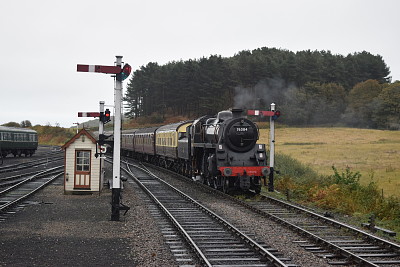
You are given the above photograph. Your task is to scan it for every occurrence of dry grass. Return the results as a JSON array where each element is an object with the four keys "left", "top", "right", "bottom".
[{"left": 259, "top": 127, "right": 400, "bottom": 197}]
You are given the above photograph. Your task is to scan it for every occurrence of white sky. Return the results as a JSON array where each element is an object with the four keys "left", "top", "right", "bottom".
[{"left": 1, "top": 0, "right": 399, "bottom": 128}]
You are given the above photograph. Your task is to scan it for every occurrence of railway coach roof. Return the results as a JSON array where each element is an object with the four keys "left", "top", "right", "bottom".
[
  {"left": 136, "top": 126, "right": 159, "bottom": 134},
  {"left": 0, "top": 126, "right": 37, "bottom": 133},
  {"left": 156, "top": 121, "right": 192, "bottom": 133},
  {"left": 122, "top": 129, "right": 137, "bottom": 134}
]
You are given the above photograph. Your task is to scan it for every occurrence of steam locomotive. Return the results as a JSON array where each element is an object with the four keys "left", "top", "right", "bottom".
[{"left": 121, "top": 109, "right": 270, "bottom": 193}]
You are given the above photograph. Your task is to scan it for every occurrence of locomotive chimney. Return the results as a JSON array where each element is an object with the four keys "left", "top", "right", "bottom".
[{"left": 231, "top": 108, "right": 243, "bottom": 118}]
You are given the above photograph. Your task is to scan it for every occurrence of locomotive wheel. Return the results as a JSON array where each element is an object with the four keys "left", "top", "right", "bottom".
[
  {"left": 212, "top": 179, "right": 218, "bottom": 189},
  {"left": 222, "top": 177, "right": 231, "bottom": 194},
  {"left": 206, "top": 177, "right": 217, "bottom": 189},
  {"left": 215, "top": 177, "right": 223, "bottom": 190},
  {"left": 208, "top": 178, "right": 215, "bottom": 188}
]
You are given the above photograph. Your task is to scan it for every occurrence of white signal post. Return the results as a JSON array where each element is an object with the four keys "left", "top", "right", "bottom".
[
  {"left": 73, "top": 122, "right": 80, "bottom": 133},
  {"left": 269, "top": 103, "right": 276, "bottom": 192},
  {"left": 99, "top": 101, "right": 105, "bottom": 194},
  {"left": 111, "top": 56, "right": 123, "bottom": 221},
  {"left": 99, "top": 101, "right": 105, "bottom": 138},
  {"left": 247, "top": 106, "right": 278, "bottom": 192},
  {"left": 77, "top": 56, "right": 131, "bottom": 221}
]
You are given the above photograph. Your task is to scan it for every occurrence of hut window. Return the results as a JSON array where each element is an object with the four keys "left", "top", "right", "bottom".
[{"left": 76, "top": 151, "right": 90, "bottom": 172}]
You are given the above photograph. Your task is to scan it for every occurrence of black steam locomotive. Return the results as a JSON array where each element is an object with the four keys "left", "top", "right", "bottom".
[{"left": 121, "top": 109, "right": 270, "bottom": 193}]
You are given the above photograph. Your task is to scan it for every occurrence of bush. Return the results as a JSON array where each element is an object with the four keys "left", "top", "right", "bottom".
[
  {"left": 332, "top": 165, "right": 361, "bottom": 190},
  {"left": 271, "top": 153, "right": 400, "bottom": 237},
  {"left": 33, "top": 125, "right": 75, "bottom": 146},
  {"left": 274, "top": 153, "right": 332, "bottom": 201}
]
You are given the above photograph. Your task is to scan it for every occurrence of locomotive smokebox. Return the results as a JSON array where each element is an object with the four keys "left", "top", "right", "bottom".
[{"left": 231, "top": 108, "right": 243, "bottom": 118}]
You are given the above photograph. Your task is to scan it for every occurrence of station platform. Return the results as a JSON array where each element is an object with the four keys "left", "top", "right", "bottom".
[{"left": 0, "top": 177, "right": 176, "bottom": 266}]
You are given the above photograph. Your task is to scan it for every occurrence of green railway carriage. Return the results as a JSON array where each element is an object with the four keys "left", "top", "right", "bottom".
[{"left": 0, "top": 126, "right": 38, "bottom": 157}]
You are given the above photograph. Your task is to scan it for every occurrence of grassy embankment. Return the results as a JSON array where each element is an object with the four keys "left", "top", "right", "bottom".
[
  {"left": 259, "top": 127, "right": 400, "bottom": 197},
  {"left": 258, "top": 126, "right": 400, "bottom": 237},
  {"left": 34, "top": 125, "right": 75, "bottom": 146}
]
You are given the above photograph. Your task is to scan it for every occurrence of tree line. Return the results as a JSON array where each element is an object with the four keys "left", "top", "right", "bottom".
[
  {"left": 125, "top": 47, "right": 399, "bottom": 129},
  {"left": 1, "top": 120, "right": 32, "bottom": 128}
]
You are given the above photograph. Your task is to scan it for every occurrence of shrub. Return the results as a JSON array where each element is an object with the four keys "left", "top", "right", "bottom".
[
  {"left": 272, "top": 154, "right": 400, "bottom": 237},
  {"left": 332, "top": 165, "right": 361, "bottom": 191}
]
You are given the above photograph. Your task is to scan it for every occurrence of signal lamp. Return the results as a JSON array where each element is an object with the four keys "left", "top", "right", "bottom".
[
  {"left": 117, "top": 64, "right": 132, "bottom": 81},
  {"left": 272, "top": 110, "right": 281, "bottom": 120},
  {"left": 104, "top": 109, "right": 111, "bottom": 123}
]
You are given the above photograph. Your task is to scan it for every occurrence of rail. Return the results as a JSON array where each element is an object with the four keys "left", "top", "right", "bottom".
[{"left": 123, "top": 161, "right": 291, "bottom": 267}]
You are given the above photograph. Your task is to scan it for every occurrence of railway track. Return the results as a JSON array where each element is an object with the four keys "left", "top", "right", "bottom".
[
  {"left": 0, "top": 165, "right": 63, "bottom": 220},
  {"left": 0, "top": 169, "right": 48, "bottom": 188},
  {"left": 244, "top": 196, "right": 400, "bottom": 266},
  {"left": 146, "top": 163, "right": 400, "bottom": 266},
  {"left": 0, "top": 156, "right": 63, "bottom": 174},
  {"left": 123, "top": 161, "right": 296, "bottom": 267}
]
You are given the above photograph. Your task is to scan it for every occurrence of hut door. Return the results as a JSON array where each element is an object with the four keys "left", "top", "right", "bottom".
[{"left": 74, "top": 150, "right": 91, "bottom": 189}]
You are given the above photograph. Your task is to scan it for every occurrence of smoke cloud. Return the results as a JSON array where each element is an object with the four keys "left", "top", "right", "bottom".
[{"left": 233, "top": 78, "right": 295, "bottom": 110}]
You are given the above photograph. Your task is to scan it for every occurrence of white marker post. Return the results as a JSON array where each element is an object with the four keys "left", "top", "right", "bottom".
[{"left": 269, "top": 102, "right": 276, "bottom": 192}]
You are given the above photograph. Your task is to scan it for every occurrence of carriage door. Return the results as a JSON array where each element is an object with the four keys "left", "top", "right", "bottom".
[{"left": 74, "top": 150, "right": 91, "bottom": 189}]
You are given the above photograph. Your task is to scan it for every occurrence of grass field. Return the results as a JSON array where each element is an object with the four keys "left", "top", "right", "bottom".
[{"left": 259, "top": 127, "right": 400, "bottom": 197}]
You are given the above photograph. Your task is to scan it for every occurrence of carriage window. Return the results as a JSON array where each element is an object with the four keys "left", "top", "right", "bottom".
[
  {"left": 179, "top": 132, "right": 186, "bottom": 139},
  {"left": 1, "top": 133, "right": 12, "bottom": 141},
  {"left": 14, "top": 133, "right": 25, "bottom": 141},
  {"left": 76, "top": 151, "right": 90, "bottom": 172},
  {"left": 28, "top": 134, "right": 37, "bottom": 142}
]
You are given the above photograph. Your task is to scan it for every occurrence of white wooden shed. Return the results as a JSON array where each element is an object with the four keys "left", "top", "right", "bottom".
[{"left": 62, "top": 128, "right": 102, "bottom": 194}]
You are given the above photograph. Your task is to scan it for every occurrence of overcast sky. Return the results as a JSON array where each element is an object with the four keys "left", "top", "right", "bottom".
[{"left": 1, "top": 0, "right": 399, "bottom": 128}]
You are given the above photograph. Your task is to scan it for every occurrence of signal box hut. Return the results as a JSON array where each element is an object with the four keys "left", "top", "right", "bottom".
[{"left": 62, "top": 128, "right": 102, "bottom": 194}]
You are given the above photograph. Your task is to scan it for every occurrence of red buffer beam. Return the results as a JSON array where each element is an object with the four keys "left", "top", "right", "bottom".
[{"left": 77, "top": 64, "right": 122, "bottom": 74}]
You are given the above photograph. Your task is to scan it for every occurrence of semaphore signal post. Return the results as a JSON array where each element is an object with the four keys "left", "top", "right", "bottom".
[
  {"left": 77, "top": 56, "right": 132, "bottom": 221},
  {"left": 247, "top": 103, "right": 281, "bottom": 192}
]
